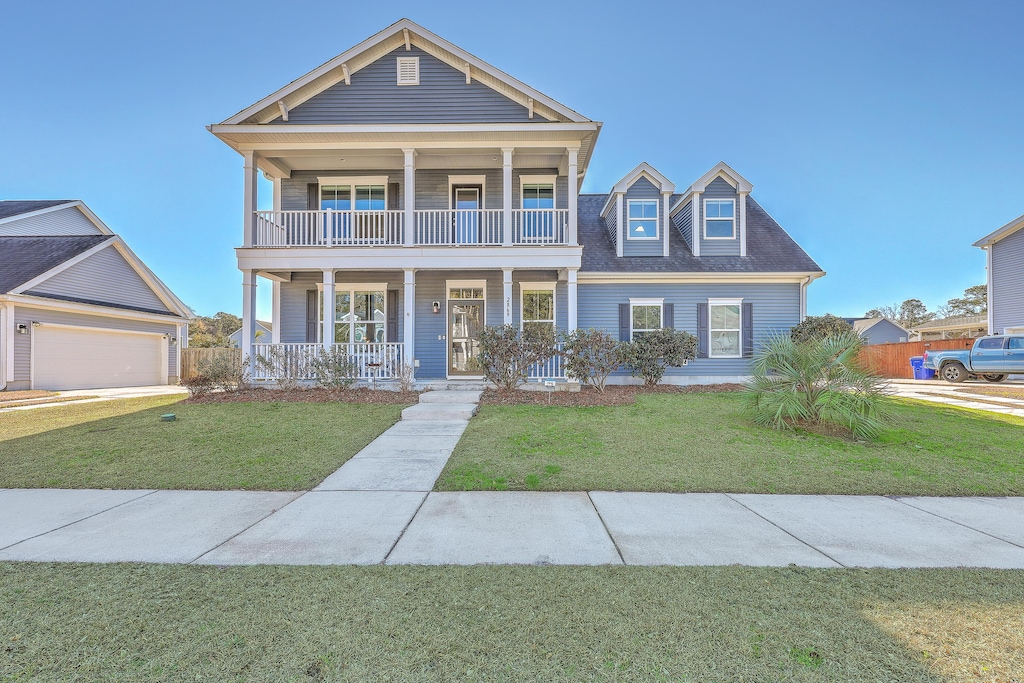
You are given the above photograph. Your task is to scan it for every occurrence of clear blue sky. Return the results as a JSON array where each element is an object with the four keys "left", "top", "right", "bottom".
[{"left": 3, "top": 0, "right": 1022, "bottom": 321}]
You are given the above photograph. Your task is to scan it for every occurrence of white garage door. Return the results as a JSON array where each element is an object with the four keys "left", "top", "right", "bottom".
[{"left": 33, "top": 325, "right": 167, "bottom": 390}]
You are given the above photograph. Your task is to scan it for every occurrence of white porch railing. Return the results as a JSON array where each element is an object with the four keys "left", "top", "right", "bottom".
[
  {"left": 414, "top": 209, "right": 504, "bottom": 245},
  {"left": 526, "top": 344, "right": 567, "bottom": 380},
  {"left": 254, "top": 210, "right": 405, "bottom": 247},
  {"left": 250, "top": 343, "right": 405, "bottom": 381},
  {"left": 512, "top": 209, "right": 569, "bottom": 245}
]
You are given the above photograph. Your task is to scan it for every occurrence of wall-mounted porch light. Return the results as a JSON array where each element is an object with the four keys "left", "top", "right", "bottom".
[
  {"left": 432, "top": 301, "right": 441, "bottom": 314},
  {"left": 16, "top": 323, "right": 28, "bottom": 335}
]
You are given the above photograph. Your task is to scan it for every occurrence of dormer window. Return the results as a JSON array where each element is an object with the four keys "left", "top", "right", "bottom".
[
  {"left": 397, "top": 57, "right": 419, "bottom": 85},
  {"left": 627, "top": 199, "right": 659, "bottom": 240},
  {"left": 704, "top": 199, "right": 735, "bottom": 239}
]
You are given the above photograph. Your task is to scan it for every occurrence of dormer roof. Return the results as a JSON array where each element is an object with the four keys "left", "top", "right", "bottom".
[
  {"left": 686, "top": 161, "right": 753, "bottom": 195},
  {"left": 601, "top": 163, "right": 675, "bottom": 217}
]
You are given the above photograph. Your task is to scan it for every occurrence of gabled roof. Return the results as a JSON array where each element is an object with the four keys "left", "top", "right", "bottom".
[
  {"left": 687, "top": 161, "right": 754, "bottom": 195},
  {"left": 973, "top": 213, "right": 1024, "bottom": 248},
  {"left": 221, "top": 18, "right": 592, "bottom": 126},
  {"left": 0, "top": 200, "right": 74, "bottom": 221},
  {"left": 843, "top": 317, "right": 909, "bottom": 336},
  {"left": 0, "top": 236, "right": 110, "bottom": 293},
  {"left": 600, "top": 163, "right": 675, "bottom": 217}
]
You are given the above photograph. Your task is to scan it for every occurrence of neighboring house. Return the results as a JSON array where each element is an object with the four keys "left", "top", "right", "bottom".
[
  {"left": 908, "top": 314, "right": 987, "bottom": 341},
  {"left": 974, "top": 213, "right": 1024, "bottom": 335},
  {"left": 209, "top": 19, "right": 823, "bottom": 385},
  {"left": 228, "top": 320, "right": 272, "bottom": 348},
  {"left": 843, "top": 317, "right": 909, "bottom": 344},
  {"left": 0, "top": 200, "right": 193, "bottom": 390}
]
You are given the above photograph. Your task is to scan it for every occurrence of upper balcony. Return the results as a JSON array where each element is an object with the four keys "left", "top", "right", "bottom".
[{"left": 253, "top": 208, "right": 570, "bottom": 247}]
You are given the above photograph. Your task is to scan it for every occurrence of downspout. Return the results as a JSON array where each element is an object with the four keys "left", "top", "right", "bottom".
[
  {"left": 0, "top": 304, "right": 7, "bottom": 391},
  {"left": 799, "top": 276, "right": 812, "bottom": 321}
]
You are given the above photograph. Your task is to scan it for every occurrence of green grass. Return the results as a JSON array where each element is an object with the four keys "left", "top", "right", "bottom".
[
  {"left": 437, "top": 394, "right": 1024, "bottom": 495},
  {"left": 2, "top": 563, "right": 1021, "bottom": 682},
  {"left": 0, "top": 396, "right": 407, "bottom": 490}
]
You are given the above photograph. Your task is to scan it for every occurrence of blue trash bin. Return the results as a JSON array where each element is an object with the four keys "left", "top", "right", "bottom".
[{"left": 909, "top": 356, "right": 934, "bottom": 380}]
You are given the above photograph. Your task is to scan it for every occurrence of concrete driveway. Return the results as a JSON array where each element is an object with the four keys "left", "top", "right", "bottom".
[{"left": 0, "top": 385, "right": 187, "bottom": 412}]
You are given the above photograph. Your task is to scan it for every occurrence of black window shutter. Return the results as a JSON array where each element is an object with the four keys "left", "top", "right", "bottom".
[
  {"left": 306, "top": 290, "right": 319, "bottom": 343},
  {"left": 387, "top": 290, "right": 399, "bottom": 342},
  {"left": 663, "top": 303, "right": 674, "bottom": 329},
  {"left": 307, "top": 184, "right": 319, "bottom": 211},
  {"left": 388, "top": 183, "right": 400, "bottom": 210},
  {"left": 742, "top": 303, "right": 754, "bottom": 358},
  {"left": 696, "top": 303, "right": 709, "bottom": 358},
  {"left": 618, "top": 303, "right": 630, "bottom": 342}
]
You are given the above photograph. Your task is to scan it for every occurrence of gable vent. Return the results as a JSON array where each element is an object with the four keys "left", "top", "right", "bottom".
[{"left": 397, "top": 57, "right": 419, "bottom": 86}]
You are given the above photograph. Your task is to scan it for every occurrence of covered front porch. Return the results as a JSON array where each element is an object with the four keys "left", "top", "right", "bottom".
[{"left": 240, "top": 267, "right": 578, "bottom": 383}]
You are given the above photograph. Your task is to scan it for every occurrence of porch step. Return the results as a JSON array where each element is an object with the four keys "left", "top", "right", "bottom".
[
  {"left": 401, "top": 403, "right": 478, "bottom": 421},
  {"left": 419, "top": 390, "right": 484, "bottom": 404}
]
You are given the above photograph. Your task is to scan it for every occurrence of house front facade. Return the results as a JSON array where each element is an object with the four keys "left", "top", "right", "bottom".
[
  {"left": 975, "top": 214, "right": 1024, "bottom": 336},
  {"left": 210, "top": 19, "right": 823, "bottom": 385}
]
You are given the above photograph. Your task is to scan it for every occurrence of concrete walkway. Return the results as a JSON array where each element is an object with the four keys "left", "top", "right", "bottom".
[
  {"left": 3, "top": 387, "right": 1024, "bottom": 568},
  {"left": 886, "top": 379, "right": 1024, "bottom": 417}
]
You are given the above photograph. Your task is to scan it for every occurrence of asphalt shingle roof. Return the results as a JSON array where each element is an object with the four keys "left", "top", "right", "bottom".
[
  {"left": 579, "top": 194, "right": 823, "bottom": 273},
  {"left": 0, "top": 200, "right": 74, "bottom": 220},
  {"left": 0, "top": 236, "right": 110, "bottom": 293}
]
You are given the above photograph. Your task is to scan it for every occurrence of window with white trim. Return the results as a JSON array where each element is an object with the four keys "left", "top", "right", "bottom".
[
  {"left": 397, "top": 57, "right": 419, "bottom": 85},
  {"left": 630, "top": 299, "right": 663, "bottom": 339},
  {"left": 709, "top": 299, "right": 742, "bottom": 357},
  {"left": 627, "top": 199, "right": 659, "bottom": 239},
  {"left": 704, "top": 199, "right": 735, "bottom": 239},
  {"left": 320, "top": 285, "right": 387, "bottom": 344},
  {"left": 521, "top": 285, "right": 555, "bottom": 338},
  {"left": 320, "top": 185, "right": 386, "bottom": 211}
]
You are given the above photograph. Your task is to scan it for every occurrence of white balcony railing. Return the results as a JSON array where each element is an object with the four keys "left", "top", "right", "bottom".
[
  {"left": 414, "top": 209, "right": 504, "bottom": 245},
  {"left": 512, "top": 209, "right": 569, "bottom": 245},
  {"left": 250, "top": 343, "right": 405, "bottom": 381},
  {"left": 526, "top": 344, "right": 567, "bottom": 380},
  {"left": 254, "top": 210, "right": 404, "bottom": 247}
]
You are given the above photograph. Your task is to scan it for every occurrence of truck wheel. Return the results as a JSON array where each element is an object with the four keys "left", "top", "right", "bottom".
[
  {"left": 941, "top": 362, "right": 968, "bottom": 383},
  {"left": 982, "top": 374, "right": 1007, "bottom": 383}
]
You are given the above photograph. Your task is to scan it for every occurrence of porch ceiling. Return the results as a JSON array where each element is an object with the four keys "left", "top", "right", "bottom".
[{"left": 267, "top": 147, "right": 572, "bottom": 173}]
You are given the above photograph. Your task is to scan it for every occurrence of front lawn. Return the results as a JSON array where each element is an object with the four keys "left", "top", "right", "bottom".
[
  {"left": 437, "top": 393, "right": 1024, "bottom": 495},
  {"left": 0, "top": 395, "right": 407, "bottom": 490},
  {"left": 1, "top": 563, "right": 1021, "bottom": 682}
]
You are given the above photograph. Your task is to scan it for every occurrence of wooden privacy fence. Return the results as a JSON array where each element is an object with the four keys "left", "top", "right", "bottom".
[
  {"left": 180, "top": 348, "right": 242, "bottom": 380},
  {"left": 858, "top": 338, "right": 976, "bottom": 379}
]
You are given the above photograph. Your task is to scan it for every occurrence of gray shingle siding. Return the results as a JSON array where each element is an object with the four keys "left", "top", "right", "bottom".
[
  {"left": 578, "top": 282, "right": 800, "bottom": 377},
  {"left": 991, "top": 228, "right": 1024, "bottom": 332},
  {"left": 698, "top": 177, "right": 741, "bottom": 256},
  {"left": 27, "top": 245, "right": 172, "bottom": 314},
  {"left": 276, "top": 46, "right": 534, "bottom": 125},
  {"left": 11, "top": 306, "right": 179, "bottom": 382},
  {"left": 622, "top": 177, "right": 664, "bottom": 257},
  {"left": 0, "top": 205, "right": 102, "bottom": 236}
]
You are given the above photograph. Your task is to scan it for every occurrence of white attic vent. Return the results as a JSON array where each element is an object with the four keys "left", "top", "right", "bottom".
[{"left": 397, "top": 57, "right": 419, "bottom": 85}]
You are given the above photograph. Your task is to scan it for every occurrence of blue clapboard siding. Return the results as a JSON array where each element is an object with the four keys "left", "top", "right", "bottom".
[
  {"left": 11, "top": 306, "right": 179, "bottom": 383},
  {"left": 577, "top": 282, "right": 800, "bottom": 376},
  {"left": 282, "top": 171, "right": 404, "bottom": 211},
  {"left": 278, "top": 271, "right": 405, "bottom": 344},
  {"left": 622, "top": 177, "right": 664, "bottom": 257},
  {"left": 698, "top": 177, "right": 741, "bottom": 256},
  {"left": 27, "top": 244, "right": 172, "bottom": 314},
  {"left": 0, "top": 206, "right": 103, "bottom": 236},
  {"left": 671, "top": 200, "right": 693, "bottom": 252},
  {"left": 991, "top": 228, "right": 1024, "bottom": 332},
  {"left": 278, "top": 47, "right": 534, "bottom": 124}
]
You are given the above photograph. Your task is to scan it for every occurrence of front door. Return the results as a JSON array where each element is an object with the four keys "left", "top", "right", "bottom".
[
  {"left": 451, "top": 185, "right": 481, "bottom": 244},
  {"left": 448, "top": 299, "right": 484, "bottom": 376}
]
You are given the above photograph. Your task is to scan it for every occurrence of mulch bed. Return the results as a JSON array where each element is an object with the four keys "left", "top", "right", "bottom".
[
  {"left": 480, "top": 383, "right": 746, "bottom": 407},
  {"left": 184, "top": 387, "right": 419, "bottom": 405}
]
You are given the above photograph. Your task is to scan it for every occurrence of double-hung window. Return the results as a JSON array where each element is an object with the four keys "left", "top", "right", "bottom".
[
  {"left": 630, "top": 299, "right": 663, "bottom": 339},
  {"left": 321, "top": 285, "right": 387, "bottom": 344},
  {"left": 521, "top": 176, "right": 556, "bottom": 241},
  {"left": 709, "top": 299, "right": 742, "bottom": 357},
  {"left": 320, "top": 179, "right": 388, "bottom": 241},
  {"left": 521, "top": 285, "right": 555, "bottom": 339},
  {"left": 704, "top": 199, "right": 735, "bottom": 239},
  {"left": 628, "top": 200, "right": 659, "bottom": 239}
]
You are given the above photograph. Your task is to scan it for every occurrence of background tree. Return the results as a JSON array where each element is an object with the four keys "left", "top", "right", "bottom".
[
  {"left": 865, "top": 299, "right": 935, "bottom": 328},
  {"left": 790, "top": 314, "right": 854, "bottom": 343},
  {"left": 937, "top": 284, "right": 987, "bottom": 318},
  {"left": 188, "top": 312, "right": 242, "bottom": 348}
]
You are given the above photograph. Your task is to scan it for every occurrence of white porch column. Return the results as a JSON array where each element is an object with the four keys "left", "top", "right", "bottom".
[
  {"left": 502, "top": 148, "right": 514, "bottom": 246},
  {"left": 738, "top": 191, "right": 748, "bottom": 257},
  {"left": 271, "top": 281, "right": 282, "bottom": 343},
  {"left": 503, "top": 268, "right": 514, "bottom": 325},
  {"left": 567, "top": 268, "right": 578, "bottom": 332},
  {"left": 662, "top": 192, "right": 671, "bottom": 257},
  {"left": 404, "top": 268, "right": 416, "bottom": 371},
  {"left": 322, "top": 269, "right": 335, "bottom": 349},
  {"left": 403, "top": 148, "right": 416, "bottom": 246},
  {"left": 241, "top": 270, "right": 257, "bottom": 363},
  {"left": 242, "top": 151, "right": 258, "bottom": 248},
  {"left": 615, "top": 193, "right": 624, "bottom": 258},
  {"left": 567, "top": 147, "right": 579, "bottom": 246},
  {"left": 690, "top": 192, "right": 701, "bottom": 257},
  {"left": 3, "top": 302, "right": 14, "bottom": 384}
]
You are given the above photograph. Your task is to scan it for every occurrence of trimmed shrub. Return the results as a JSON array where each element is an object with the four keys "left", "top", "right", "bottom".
[
  {"left": 197, "top": 353, "right": 249, "bottom": 392},
  {"left": 182, "top": 374, "right": 212, "bottom": 398},
  {"left": 790, "top": 314, "right": 854, "bottom": 344},
  {"left": 309, "top": 347, "right": 359, "bottom": 389},
  {"left": 560, "top": 328, "right": 625, "bottom": 393},
  {"left": 474, "top": 324, "right": 557, "bottom": 393},
  {"left": 621, "top": 328, "right": 698, "bottom": 386}
]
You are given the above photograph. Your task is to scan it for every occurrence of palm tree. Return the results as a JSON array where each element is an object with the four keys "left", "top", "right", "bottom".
[{"left": 742, "top": 330, "right": 888, "bottom": 440}]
